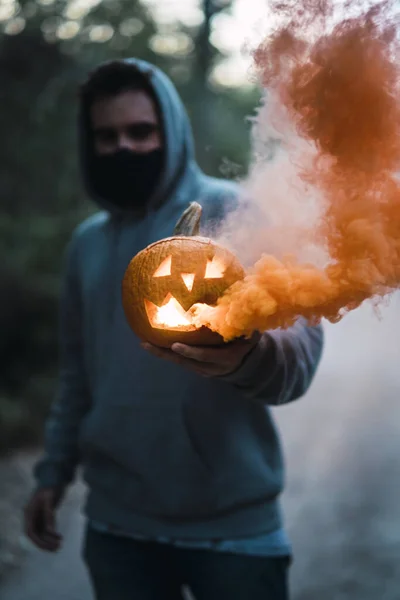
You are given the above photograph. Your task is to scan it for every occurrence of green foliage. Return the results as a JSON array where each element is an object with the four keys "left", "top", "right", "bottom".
[{"left": 0, "top": 0, "right": 259, "bottom": 453}]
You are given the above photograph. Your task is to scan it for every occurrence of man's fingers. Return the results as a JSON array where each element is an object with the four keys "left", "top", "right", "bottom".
[
  {"left": 43, "top": 494, "right": 63, "bottom": 549},
  {"left": 171, "top": 343, "right": 220, "bottom": 362},
  {"left": 142, "top": 343, "right": 175, "bottom": 361},
  {"left": 142, "top": 343, "right": 220, "bottom": 376},
  {"left": 142, "top": 334, "right": 260, "bottom": 377},
  {"left": 24, "top": 504, "right": 44, "bottom": 548},
  {"left": 143, "top": 342, "right": 201, "bottom": 367},
  {"left": 171, "top": 339, "right": 252, "bottom": 364},
  {"left": 24, "top": 503, "right": 61, "bottom": 552},
  {"left": 28, "top": 530, "right": 61, "bottom": 552},
  {"left": 24, "top": 490, "right": 63, "bottom": 552},
  {"left": 43, "top": 496, "right": 57, "bottom": 535}
]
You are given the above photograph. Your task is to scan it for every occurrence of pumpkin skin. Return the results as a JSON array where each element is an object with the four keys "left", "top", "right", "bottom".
[{"left": 122, "top": 235, "right": 245, "bottom": 348}]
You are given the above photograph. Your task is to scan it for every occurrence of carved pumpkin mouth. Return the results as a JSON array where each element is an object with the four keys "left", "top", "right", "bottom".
[{"left": 144, "top": 294, "right": 211, "bottom": 331}]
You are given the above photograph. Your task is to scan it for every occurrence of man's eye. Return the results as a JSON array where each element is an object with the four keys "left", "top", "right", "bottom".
[
  {"left": 127, "top": 125, "right": 156, "bottom": 140},
  {"left": 95, "top": 130, "right": 116, "bottom": 144}
]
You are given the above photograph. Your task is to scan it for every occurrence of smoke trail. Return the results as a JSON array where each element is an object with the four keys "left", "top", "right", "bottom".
[{"left": 193, "top": 0, "right": 400, "bottom": 340}]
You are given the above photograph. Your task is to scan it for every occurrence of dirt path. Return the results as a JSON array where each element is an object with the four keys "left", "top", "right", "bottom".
[{"left": 1, "top": 294, "right": 400, "bottom": 600}]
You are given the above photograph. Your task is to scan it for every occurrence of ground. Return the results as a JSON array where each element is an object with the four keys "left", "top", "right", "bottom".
[{"left": 1, "top": 294, "right": 399, "bottom": 599}]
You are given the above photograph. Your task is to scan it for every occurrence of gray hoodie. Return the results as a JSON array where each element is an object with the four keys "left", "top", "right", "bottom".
[{"left": 34, "top": 59, "right": 323, "bottom": 540}]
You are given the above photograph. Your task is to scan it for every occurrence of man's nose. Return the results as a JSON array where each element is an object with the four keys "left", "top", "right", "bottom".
[{"left": 116, "top": 134, "right": 137, "bottom": 152}]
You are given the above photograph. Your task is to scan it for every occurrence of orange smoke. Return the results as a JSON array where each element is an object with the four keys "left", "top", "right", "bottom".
[{"left": 193, "top": 0, "right": 400, "bottom": 340}]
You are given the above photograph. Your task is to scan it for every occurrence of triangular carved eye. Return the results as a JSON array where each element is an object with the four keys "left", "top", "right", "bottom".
[
  {"left": 153, "top": 255, "right": 172, "bottom": 277},
  {"left": 181, "top": 273, "right": 195, "bottom": 291},
  {"left": 204, "top": 256, "right": 226, "bottom": 278}
]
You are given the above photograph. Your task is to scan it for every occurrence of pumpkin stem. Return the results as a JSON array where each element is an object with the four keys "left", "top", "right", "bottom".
[{"left": 173, "top": 202, "right": 202, "bottom": 236}]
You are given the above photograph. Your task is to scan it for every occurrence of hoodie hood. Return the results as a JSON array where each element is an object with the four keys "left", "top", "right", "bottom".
[{"left": 80, "top": 58, "right": 200, "bottom": 215}]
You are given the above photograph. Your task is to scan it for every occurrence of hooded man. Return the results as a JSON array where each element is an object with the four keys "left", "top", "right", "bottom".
[{"left": 24, "top": 59, "right": 323, "bottom": 600}]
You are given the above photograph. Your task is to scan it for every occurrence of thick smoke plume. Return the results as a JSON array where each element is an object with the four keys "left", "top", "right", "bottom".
[{"left": 194, "top": 0, "right": 400, "bottom": 340}]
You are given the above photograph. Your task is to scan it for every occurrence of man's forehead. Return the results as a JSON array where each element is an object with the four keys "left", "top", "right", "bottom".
[{"left": 90, "top": 89, "right": 160, "bottom": 126}]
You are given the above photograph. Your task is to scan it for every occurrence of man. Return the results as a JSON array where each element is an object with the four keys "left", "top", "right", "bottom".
[{"left": 24, "top": 59, "right": 323, "bottom": 600}]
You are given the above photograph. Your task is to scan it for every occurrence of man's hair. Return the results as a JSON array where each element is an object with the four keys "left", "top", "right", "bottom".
[{"left": 79, "top": 61, "right": 155, "bottom": 108}]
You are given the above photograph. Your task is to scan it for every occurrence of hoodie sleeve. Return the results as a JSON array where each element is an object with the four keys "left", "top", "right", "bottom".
[
  {"left": 221, "top": 320, "right": 323, "bottom": 405},
  {"left": 34, "top": 234, "right": 91, "bottom": 489}
]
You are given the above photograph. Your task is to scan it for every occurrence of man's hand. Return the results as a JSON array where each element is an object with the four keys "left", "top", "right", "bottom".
[
  {"left": 142, "top": 332, "right": 260, "bottom": 377},
  {"left": 24, "top": 487, "right": 65, "bottom": 552}
]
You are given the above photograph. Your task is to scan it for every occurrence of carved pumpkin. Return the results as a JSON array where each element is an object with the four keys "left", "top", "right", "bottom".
[{"left": 122, "top": 202, "right": 245, "bottom": 348}]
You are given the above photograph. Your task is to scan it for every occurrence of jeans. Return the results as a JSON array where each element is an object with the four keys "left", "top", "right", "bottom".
[{"left": 83, "top": 525, "right": 291, "bottom": 600}]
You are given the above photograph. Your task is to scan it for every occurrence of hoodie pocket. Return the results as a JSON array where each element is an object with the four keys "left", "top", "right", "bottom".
[{"left": 78, "top": 402, "right": 218, "bottom": 517}]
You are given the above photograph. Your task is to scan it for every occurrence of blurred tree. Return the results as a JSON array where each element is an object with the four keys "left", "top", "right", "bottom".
[{"left": 190, "top": 0, "right": 233, "bottom": 171}]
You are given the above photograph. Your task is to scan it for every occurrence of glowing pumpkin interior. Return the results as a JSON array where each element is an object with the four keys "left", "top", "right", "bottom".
[{"left": 144, "top": 255, "right": 226, "bottom": 331}]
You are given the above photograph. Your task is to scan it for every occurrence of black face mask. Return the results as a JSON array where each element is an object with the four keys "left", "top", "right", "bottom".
[{"left": 89, "top": 148, "right": 164, "bottom": 210}]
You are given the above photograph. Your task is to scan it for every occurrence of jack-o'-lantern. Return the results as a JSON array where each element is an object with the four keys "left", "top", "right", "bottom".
[{"left": 122, "top": 202, "right": 245, "bottom": 347}]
